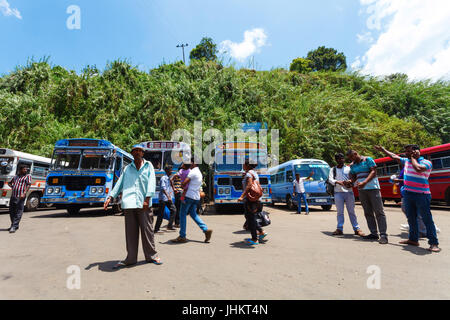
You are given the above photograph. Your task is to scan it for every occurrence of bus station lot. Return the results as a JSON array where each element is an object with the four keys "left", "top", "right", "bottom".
[{"left": 0, "top": 203, "right": 449, "bottom": 300}]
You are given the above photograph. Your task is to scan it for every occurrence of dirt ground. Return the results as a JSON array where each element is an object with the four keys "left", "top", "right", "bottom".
[{"left": 0, "top": 202, "right": 449, "bottom": 300}]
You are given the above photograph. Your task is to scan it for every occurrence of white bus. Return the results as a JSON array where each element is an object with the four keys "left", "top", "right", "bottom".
[{"left": 0, "top": 148, "right": 52, "bottom": 211}]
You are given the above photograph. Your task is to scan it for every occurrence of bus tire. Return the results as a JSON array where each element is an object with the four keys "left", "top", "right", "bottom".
[
  {"left": 25, "top": 192, "right": 41, "bottom": 212},
  {"left": 67, "top": 206, "right": 81, "bottom": 215},
  {"left": 286, "top": 195, "right": 295, "bottom": 211},
  {"left": 321, "top": 205, "right": 332, "bottom": 211},
  {"left": 445, "top": 188, "right": 450, "bottom": 206}
]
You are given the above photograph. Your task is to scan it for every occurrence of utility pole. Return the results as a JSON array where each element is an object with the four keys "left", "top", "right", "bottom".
[{"left": 176, "top": 43, "right": 189, "bottom": 63}]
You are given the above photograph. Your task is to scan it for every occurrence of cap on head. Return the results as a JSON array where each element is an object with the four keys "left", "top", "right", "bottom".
[{"left": 131, "top": 144, "right": 144, "bottom": 152}]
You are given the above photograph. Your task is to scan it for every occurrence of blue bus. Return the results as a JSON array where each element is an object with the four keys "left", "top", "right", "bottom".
[
  {"left": 213, "top": 142, "right": 271, "bottom": 211},
  {"left": 268, "top": 159, "right": 334, "bottom": 211},
  {"left": 41, "top": 139, "right": 133, "bottom": 215},
  {"left": 136, "top": 141, "right": 191, "bottom": 206}
]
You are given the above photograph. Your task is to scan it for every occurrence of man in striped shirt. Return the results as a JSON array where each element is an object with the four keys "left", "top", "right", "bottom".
[
  {"left": 375, "top": 145, "right": 440, "bottom": 252},
  {"left": 7, "top": 165, "right": 32, "bottom": 233}
]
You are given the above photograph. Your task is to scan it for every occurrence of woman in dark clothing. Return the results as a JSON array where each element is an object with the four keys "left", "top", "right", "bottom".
[{"left": 238, "top": 160, "right": 267, "bottom": 246}]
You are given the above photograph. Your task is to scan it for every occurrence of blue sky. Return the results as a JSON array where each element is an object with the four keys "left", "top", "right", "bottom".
[{"left": 1, "top": 0, "right": 449, "bottom": 80}]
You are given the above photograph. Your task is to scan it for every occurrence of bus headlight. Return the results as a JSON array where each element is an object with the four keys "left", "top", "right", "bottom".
[
  {"left": 263, "top": 187, "right": 268, "bottom": 194},
  {"left": 306, "top": 193, "right": 311, "bottom": 198},
  {"left": 97, "top": 187, "right": 104, "bottom": 194},
  {"left": 90, "top": 187, "right": 97, "bottom": 194},
  {"left": 224, "top": 188, "right": 231, "bottom": 195},
  {"left": 219, "top": 188, "right": 224, "bottom": 195},
  {"left": 47, "top": 187, "right": 54, "bottom": 194},
  {"left": 54, "top": 187, "right": 61, "bottom": 194}
]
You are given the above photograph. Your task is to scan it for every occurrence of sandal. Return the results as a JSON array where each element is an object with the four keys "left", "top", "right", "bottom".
[
  {"left": 244, "top": 238, "right": 259, "bottom": 246},
  {"left": 258, "top": 232, "right": 268, "bottom": 241},
  {"left": 428, "top": 245, "right": 441, "bottom": 253},
  {"left": 148, "top": 257, "right": 163, "bottom": 265}
]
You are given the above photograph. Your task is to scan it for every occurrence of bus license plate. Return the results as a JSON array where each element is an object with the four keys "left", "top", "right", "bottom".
[{"left": 316, "top": 199, "right": 327, "bottom": 203}]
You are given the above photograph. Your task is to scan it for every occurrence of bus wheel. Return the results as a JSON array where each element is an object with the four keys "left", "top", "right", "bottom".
[
  {"left": 445, "top": 188, "right": 450, "bottom": 206},
  {"left": 286, "top": 195, "right": 295, "bottom": 211},
  {"left": 25, "top": 192, "right": 40, "bottom": 212},
  {"left": 321, "top": 205, "right": 332, "bottom": 211},
  {"left": 67, "top": 206, "right": 81, "bottom": 215}
]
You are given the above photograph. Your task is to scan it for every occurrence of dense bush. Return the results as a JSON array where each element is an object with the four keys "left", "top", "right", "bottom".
[{"left": 0, "top": 59, "right": 447, "bottom": 164}]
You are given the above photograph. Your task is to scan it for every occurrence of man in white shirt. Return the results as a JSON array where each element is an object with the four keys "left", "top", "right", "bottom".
[
  {"left": 293, "top": 171, "right": 313, "bottom": 214},
  {"left": 328, "top": 153, "right": 365, "bottom": 236},
  {"left": 171, "top": 158, "right": 213, "bottom": 243}
]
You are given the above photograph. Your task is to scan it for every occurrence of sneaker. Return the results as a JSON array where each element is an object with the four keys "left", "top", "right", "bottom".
[
  {"left": 400, "top": 224, "right": 409, "bottom": 231},
  {"left": 9, "top": 227, "right": 17, "bottom": 233},
  {"left": 354, "top": 229, "right": 365, "bottom": 237},
  {"left": 379, "top": 236, "right": 388, "bottom": 244},
  {"left": 171, "top": 236, "right": 187, "bottom": 243},
  {"left": 166, "top": 226, "right": 176, "bottom": 231},
  {"left": 155, "top": 230, "right": 164, "bottom": 234},
  {"left": 204, "top": 229, "right": 213, "bottom": 243},
  {"left": 436, "top": 227, "right": 441, "bottom": 234},
  {"left": 332, "top": 229, "right": 343, "bottom": 236},
  {"left": 174, "top": 224, "right": 180, "bottom": 228},
  {"left": 363, "top": 234, "right": 379, "bottom": 240}
]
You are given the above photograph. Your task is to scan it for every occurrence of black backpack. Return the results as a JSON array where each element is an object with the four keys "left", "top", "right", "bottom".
[{"left": 326, "top": 167, "right": 337, "bottom": 196}]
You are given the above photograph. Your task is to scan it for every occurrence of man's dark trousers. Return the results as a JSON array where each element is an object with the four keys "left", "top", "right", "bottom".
[
  {"left": 9, "top": 196, "right": 25, "bottom": 229},
  {"left": 155, "top": 200, "right": 177, "bottom": 231}
]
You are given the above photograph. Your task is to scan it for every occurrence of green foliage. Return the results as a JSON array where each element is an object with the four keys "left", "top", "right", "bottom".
[
  {"left": 0, "top": 59, "right": 446, "bottom": 165},
  {"left": 289, "top": 58, "right": 312, "bottom": 73},
  {"left": 189, "top": 37, "right": 218, "bottom": 62},
  {"left": 306, "top": 46, "right": 347, "bottom": 72}
]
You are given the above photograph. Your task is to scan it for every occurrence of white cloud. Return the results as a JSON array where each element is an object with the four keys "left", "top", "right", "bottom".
[
  {"left": 357, "top": 31, "right": 374, "bottom": 44},
  {"left": 220, "top": 28, "right": 268, "bottom": 62},
  {"left": 0, "top": 0, "right": 21, "bottom": 19},
  {"left": 354, "top": 0, "right": 450, "bottom": 81}
]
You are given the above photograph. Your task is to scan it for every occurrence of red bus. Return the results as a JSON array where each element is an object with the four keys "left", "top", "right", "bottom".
[{"left": 354, "top": 143, "right": 450, "bottom": 206}]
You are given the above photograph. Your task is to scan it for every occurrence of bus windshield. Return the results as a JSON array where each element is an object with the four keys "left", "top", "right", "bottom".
[
  {"left": 294, "top": 164, "right": 330, "bottom": 181},
  {"left": 53, "top": 149, "right": 82, "bottom": 170},
  {"left": 144, "top": 151, "right": 163, "bottom": 170},
  {"left": 0, "top": 157, "right": 14, "bottom": 175},
  {"left": 80, "top": 150, "right": 112, "bottom": 170},
  {"left": 163, "top": 151, "right": 184, "bottom": 170}
]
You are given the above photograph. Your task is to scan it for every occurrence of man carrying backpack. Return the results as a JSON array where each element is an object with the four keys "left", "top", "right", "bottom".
[{"left": 328, "top": 153, "right": 365, "bottom": 236}]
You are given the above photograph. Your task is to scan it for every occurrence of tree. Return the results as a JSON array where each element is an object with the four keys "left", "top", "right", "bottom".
[
  {"left": 189, "top": 37, "right": 218, "bottom": 61},
  {"left": 306, "top": 46, "right": 347, "bottom": 72},
  {"left": 290, "top": 58, "right": 312, "bottom": 73}
]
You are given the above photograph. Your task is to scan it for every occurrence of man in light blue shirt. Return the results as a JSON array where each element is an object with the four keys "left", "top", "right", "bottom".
[{"left": 104, "top": 144, "right": 162, "bottom": 268}]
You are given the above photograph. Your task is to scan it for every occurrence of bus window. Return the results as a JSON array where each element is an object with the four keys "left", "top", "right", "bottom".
[
  {"left": 81, "top": 150, "right": 113, "bottom": 170},
  {"left": 54, "top": 150, "right": 81, "bottom": 170},
  {"left": 217, "top": 178, "right": 230, "bottom": 186},
  {"left": 276, "top": 172, "right": 284, "bottom": 183},
  {"left": 114, "top": 156, "right": 122, "bottom": 171},
  {"left": 286, "top": 170, "right": 293, "bottom": 183},
  {"left": 16, "top": 161, "right": 32, "bottom": 174},
  {"left": 294, "top": 164, "right": 329, "bottom": 181},
  {"left": 432, "top": 158, "right": 443, "bottom": 169},
  {"left": 386, "top": 164, "right": 400, "bottom": 175},
  {"left": 232, "top": 177, "right": 243, "bottom": 191},
  {"left": 163, "top": 150, "right": 183, "bottom": 169},
  {"left": 123, "top": 157, "right": 132, "bottom": 168},
  {"left": 0, "top": 157, "right": 14, "bottom": 175},
  {"left": 271, "top": 174, "right": 277, "bottom": 184},
  {"left": 376, "top": 166, "right": 385, "bottom": 177},
  {"left": 32, "top": 162, "right": 50, "bottom": 177},
  {"left": 259, "top": 177, "right": 269, "bottom": 185},
  {"left": 442, "top": 157, "right": 450, "bottom": 168},
  {"left": 144, "top": 151, "right": 162, "bottom": 170}
]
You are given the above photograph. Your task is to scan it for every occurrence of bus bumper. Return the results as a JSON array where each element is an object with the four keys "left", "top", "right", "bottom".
[
  {"left": 0, "top": 197, "right": 10, "bottom": 207},
  {"left": 214, "top": 198, "right": 272, "bottom": 204},
  {"left": 41, "top": 197, "right": 106, "bottom": 205}
]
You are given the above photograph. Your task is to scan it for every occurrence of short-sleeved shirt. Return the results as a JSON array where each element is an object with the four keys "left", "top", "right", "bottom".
[
  {"left": 185, "top": 167, "right": 202, "bottom": 200},
  {"left": 293, "top": 177, "right": 308, "bottom": 194},
  {"left": 349, "top": 156, "right": 380, "bottom": 190},
  {"left": 178, "top": 168, "right": 191, "bottom": 190},
  {"left": 400, "top": 157, "right": 432, "bottom": 194},
  {"left": 10, "top": 174, "right": 32, "bottom": 198},
  {"left": 158, "top": 175, "right": 173, "bottom": 202}
]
